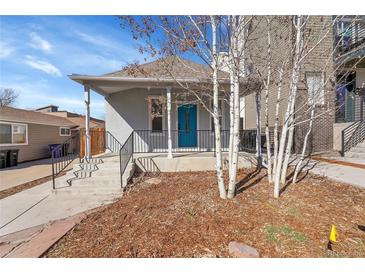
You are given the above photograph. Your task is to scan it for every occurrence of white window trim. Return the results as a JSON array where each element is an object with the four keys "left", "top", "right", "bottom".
[
  {"left": 59, "top": 127, "right": 71, "bottom": 136},
  {"left": 210, "top": 98, "right": 225, "bottom": 132},
  {"left": 0, "top": 121, "right": 28, "bottom": 146},
  {"left": 147, "top": 96, "right": 165, "bottom": 133}
]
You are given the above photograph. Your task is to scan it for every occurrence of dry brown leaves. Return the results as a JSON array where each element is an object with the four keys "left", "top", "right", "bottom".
[{"left": 45, "top": 169, "right": 365, "bottom": 258}]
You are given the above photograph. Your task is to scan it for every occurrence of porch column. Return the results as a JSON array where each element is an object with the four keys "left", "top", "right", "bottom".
[
  {"left": 167, "top": 86, "right": 173, "bottom": 158},
  {"left": 84, "top": 85, "right": 91, "bottom": 161}
]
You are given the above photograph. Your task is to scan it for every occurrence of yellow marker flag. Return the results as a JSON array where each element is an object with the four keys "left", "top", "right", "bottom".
[{"left": 329, "top": 224, "right": 338, "bottom": 243}]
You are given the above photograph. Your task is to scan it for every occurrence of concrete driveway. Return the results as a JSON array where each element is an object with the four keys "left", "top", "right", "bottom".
[{"left": 0, "top": 158, "right": 53, "bottom": 191}]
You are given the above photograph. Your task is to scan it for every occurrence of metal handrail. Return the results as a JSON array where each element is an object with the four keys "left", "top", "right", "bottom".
[
  {"left": 105, "top": 131, "right": 123, "bottom": 153},
  {"left": 119, "top": 132, "right": 134, "bottom": 188},
  {"left": 51, "top": 132, "right": 80, "bottom": 189},
  {"left": 341, "top": 119, "right": 365, "bottom": 156},
  {"left": 132, "top": 129, "right": 270, "bottom": 153}
]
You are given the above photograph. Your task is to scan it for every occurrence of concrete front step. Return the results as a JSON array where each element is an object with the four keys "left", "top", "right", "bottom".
[
  {"left": 76, "top": 163, "right": 98, "bottom": 170},
  {"left": 349, "top": 146, "right": 365, "bottom": 153},
  {"left": 53, "top": 152, "right": 134, "bottom": 194},
  {"left": 56, "top": 176, "right": 122, "bottom": 188},
  {"left": 96, "top": 156, "right": 120, "bottom": 163},
  {"left": 345, "top": 151, "right": 365, "bottom": 158},
  {"left": 356, "top": 142, "right": 365, "bottom": 148},
  {"left": 53, "top": 187, "right": 123, "bottom": 196}
]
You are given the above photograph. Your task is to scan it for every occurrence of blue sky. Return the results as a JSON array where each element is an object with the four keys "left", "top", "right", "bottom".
[{"left": 0, "top": 16, "right": 148, "bottom": 119}]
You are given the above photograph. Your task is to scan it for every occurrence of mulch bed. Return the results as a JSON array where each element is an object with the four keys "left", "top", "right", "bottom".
[
  {"left": 0, "top": 170, "right": 69, "bottom": 200},
  {"left": 44, "top": 169, "right": 365, "bottom": 258}
]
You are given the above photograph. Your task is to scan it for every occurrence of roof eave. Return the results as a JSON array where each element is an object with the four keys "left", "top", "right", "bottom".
[{"left": 68, "top": 74, "right": 229, "bottom": 84}]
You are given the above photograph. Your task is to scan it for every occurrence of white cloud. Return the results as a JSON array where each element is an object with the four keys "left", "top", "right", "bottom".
[
  {"left": 0, "top": 78, "right": 105, "bottom": 119},
  {"left": 24, "top": 55, "right": 62, "bottom": 77},
  {"left": 0, "top": 41, "right": 15, "bottom": 59},
  {"left": 69, "top": 52, "right": 124, "bottom": 71},
  {"left": 29, "top": 32, "right": 53, "bottom": 53},
  {"left": 74, "top": 30, "right": 119, "bottom": 50}
]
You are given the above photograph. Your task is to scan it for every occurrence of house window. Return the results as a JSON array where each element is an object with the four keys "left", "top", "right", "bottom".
[
  {"left": 59, "top": 127, "right": 71, "bottom": 136},
  {"left": 211, "top": 99, "right": 224, "bottom": 131},
  {"left": 149, "top": 98, "right": 164, "bottom": 132},
  {"left": 306, "top": 72, "right": 325, "bottom": 106},
  {"left": 0, "top": 122, "right": 28, "bottom": 145}
]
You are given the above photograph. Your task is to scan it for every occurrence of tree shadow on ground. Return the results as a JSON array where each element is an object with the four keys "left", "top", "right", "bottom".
[
  {"left": 235, "top": 167, "right": 265, "bottom": 195},
  {"left": 280, "top": 158, "right": 318, "bottom": 195}
]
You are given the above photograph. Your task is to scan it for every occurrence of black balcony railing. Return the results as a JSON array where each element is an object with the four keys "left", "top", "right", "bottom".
[{"left": 335, "top": 19, "right": 365, "bottom": 59}]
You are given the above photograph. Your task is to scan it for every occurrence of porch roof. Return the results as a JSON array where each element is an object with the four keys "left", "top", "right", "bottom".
[{"left": 69, "top": 56, "right": 260, "bottom": 97}]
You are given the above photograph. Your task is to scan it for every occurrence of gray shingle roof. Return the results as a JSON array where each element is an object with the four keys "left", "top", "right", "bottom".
[
  {"left": 0, "top": 106, "right": 76, "bottom": 127},
  {"left": 103, "top": 56, "right": 230, "bottom": 81}
]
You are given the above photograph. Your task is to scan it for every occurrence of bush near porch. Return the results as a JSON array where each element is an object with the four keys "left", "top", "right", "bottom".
[{"left": 45, "top": 169, "right": 365, "bottom": 258}]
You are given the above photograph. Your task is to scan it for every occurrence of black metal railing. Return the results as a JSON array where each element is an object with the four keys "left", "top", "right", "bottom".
[
  {"left": 51, "top": 132, "right": 80, "bottom": 189},
  {"left": 335, "top": 18, "right": 365, "bottom": 58},
  {"left": 105, "top": 131, "right": 123, "bottom": 153},
  {"left": 341, "top": 119, "right": 365, "bottom": 156},
  {"left": 133, "top": 129, "right": 268, "bottom": 154},
  {"left": 119, "top": 132, "right": 134, "bottom": 188}
]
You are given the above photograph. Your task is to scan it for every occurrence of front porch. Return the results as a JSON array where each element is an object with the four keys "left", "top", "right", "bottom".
[{"left": 133, "top": 151, "right": 256, "bottom": 173}]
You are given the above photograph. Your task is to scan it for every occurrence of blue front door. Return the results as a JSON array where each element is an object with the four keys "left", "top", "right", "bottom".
[{"left": 178, "top": 104, "right": 197, "bottom": 147}]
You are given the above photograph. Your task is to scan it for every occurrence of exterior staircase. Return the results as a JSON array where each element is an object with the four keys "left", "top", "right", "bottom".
[
  {"left": 52, "top": 153, "right": 135, "bottom": 198},
  {"left": 345, "top": 141, "right": 365, "bottom": 159}
]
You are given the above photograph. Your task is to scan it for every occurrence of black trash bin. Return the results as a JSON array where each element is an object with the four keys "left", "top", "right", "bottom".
[
  {"left": 8, "top": 149, "right": 19, "bottom": 167},
  {"left": 0, "top": 150, "right": 8, "bottom": 169}
]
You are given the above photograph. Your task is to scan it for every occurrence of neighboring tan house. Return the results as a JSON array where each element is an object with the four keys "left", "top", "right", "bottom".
[
  {"left": 35, "top": 105, "right": 105, "bottom": 130},
  {"left": 0, "top": 106, "right": 76, "bottom": 163}
]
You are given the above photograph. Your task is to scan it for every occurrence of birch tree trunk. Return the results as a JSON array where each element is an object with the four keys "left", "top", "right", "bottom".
[
  {"left": 280, "top": 120, "right": 295, "bottom": 185},
  {"left": 264, "top": 18, "right": 272, "bottom": 181},
  {"left": 272, "top": 61, "right": 285, "bottom": 182},
  {"left": 228, "top": 53, "right": 235, "bottom": 177},
  {"left": 167, "top": 87, "right": 173, "bottom": 158},
  {"left": 273, "top": 15, "right": 304, "bottom": 198},
  {"left": 211, "top": 16, "right": 227, "bottom": 199},
  {"left": 227, "top": 16, "right": 242, "bottom": 199},
  {"left": 292, "top": 104, "right": 315, "bottom": 184},
  {"left": 228, "top": 70, "right": 240, "bottom": 198},
  {"left": 255, "top": 91, "right": 262, "bottom": 167}
]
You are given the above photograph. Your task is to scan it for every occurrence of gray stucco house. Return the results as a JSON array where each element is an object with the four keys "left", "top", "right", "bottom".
[{"left": 70, "top": 57, "right": 252, "bottom": 155}]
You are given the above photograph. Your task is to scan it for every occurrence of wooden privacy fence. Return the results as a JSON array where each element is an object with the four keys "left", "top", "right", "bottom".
[{"left": 80, "top": 128, "right": 105, "bottom": 158}]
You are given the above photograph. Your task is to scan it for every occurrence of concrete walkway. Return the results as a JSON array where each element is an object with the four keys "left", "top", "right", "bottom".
[
  {"left": 1, "top": 213, "right": 86, "bottom": 258},
  {"left": 0, "top": 158, "right": 54, "bottom": 191},
  {"left": 0, "top": 179, "right": 122, "bottom": 236},
  {"left": 303, "top": 158, "right": 365, "bottom": 189}
]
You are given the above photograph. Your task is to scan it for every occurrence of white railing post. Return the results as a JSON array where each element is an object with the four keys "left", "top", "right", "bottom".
[
  {"left": 167, "top": 86, "right": 173, "bottom": 158},
  {"left": 84, "top": 85, "right": 91, "bottom": 161}
]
